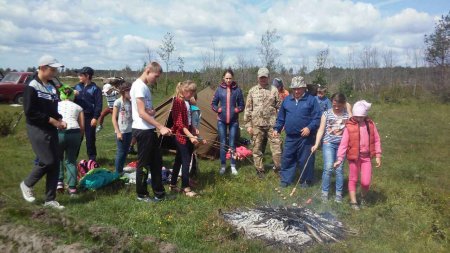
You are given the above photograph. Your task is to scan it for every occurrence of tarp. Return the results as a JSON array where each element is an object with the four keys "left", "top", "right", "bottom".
[{"left": 155, "top": 86, "right": 219, "bottom": 159}]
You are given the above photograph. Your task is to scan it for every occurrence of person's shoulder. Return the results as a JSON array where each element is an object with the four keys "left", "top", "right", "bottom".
[
  {"left": 27, "top": 79, "right": 40, "bottom": 89},
  {"left": 248, "top": 85, "right": 258, "bottom": 93},
  {"left": 114, "top": 98, "right": 122, "bottom": 105}
]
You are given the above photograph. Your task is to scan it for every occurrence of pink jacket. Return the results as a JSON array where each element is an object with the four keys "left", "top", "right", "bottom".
[{"left": 337, "top": 120, "right": 382, "bottom": 161}]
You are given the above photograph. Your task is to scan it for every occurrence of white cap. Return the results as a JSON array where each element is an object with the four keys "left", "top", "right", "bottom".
[
  {"left": 38, "top": 55, "right": 64, "bottom": 68},
  {"left": 102, "top": 83, "right": 112, "bottom": 93}
]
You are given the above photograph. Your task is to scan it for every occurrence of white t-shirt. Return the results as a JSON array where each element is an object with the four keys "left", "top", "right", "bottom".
[
  {"left": 58, "top": 100, "right": 83, "bottom": 130},
  {"left": 130, "top": 78, "right": 155, "bottom": 130},
  {"left": 184, "top": 100, "right": 191, "bottom": 126}
]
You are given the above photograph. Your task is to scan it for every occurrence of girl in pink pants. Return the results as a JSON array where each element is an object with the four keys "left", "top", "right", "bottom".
[{"left": 334, "top": 100, "right": 382, "bottom": 210}]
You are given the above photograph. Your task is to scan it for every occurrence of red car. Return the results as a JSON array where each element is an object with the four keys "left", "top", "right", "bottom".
[
  {"left": 0, "top": 72, "right": 32, "bottom": 104},
  {"left": 0, "top": 72, "right": 64, "bottom": 104}
]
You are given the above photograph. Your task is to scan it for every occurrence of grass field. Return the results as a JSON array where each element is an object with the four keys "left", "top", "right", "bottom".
[{"left": 0, "top": 88, "right": 449, "bottom": 252}]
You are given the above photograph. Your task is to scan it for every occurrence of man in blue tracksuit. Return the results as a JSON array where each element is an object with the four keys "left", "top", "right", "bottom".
[
  {"left": 273, "top": 76, "right": 321, "bottom": 188},
  {"left": 74, "top": 67, "right": 102, "bottom": 161}
]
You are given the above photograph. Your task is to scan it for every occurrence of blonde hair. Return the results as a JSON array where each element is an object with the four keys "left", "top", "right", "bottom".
[
  {"left": 174, "top": 80, "right": 197, "bottom": 98},
  {"left": 145, "top": 61, "right": 163, "bottom": 74}
]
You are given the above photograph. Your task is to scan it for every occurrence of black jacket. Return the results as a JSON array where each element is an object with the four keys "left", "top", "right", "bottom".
[{"left": 23, "top": 73, "right": 61, "bottom": 130}]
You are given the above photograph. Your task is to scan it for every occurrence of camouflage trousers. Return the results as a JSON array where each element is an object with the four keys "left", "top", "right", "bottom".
[{"left": 251, "top": 126, "right": 282, "bottom": 172}]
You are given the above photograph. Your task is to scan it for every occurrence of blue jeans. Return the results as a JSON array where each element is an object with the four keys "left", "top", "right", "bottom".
[
  {"left": 321, "top": 142, "right": 344, "bottom": 195},
  {"left": 217, "top": 121, "right": 238, "bottom": 166},
  {"left": 115, "top": 132, "right": 132, "bottom": 174}
]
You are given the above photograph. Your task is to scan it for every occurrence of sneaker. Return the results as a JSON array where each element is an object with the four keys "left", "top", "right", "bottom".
[
  {"left": 95, "top": 125, "right": 103, "bottom": 133},
  {"left": 20, "top": 181, "right": 35, "bottom": 203},
  {"left": 335, "top": 194, "right": 343, "bottom": 203},
  {"left": 57, "top": 181, "right": 64, "bottom": 193},
  {"left": 231, "top": 166, "right": 238, "bottom": 175},
  {"left": 321, "top": 192, "right": 329, "bottom": 202},
  {"left": 153, "top": 195, "right": 166, "bottom": 202},
  {"left": 137, "top": 196, "right": 156, "bottom": 203},
  {"left": 219, "top": 167, "right": 226, "bottom": 175},
  {"left": 44, "top": 200, "right": 65, "bottom": 210},
  {"left": 68, "top": 188, "right": 78, "bottom": 198},
  {"left": 350, "top": 202, "right": 360, "bottom": 210}
]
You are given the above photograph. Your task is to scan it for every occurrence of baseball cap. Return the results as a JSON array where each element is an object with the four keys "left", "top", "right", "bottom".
[
  {"left": 102, "top": 83, "right": 113, "bottom": 93},
  {"left": 257, "top": 67, "right": 269, "bottom": 78},
  {"left": 76, "top": 66, "right": 94, "bottom": 76},
  {"left": 38, "top": 55, "right": 64, "bottom": 68}
]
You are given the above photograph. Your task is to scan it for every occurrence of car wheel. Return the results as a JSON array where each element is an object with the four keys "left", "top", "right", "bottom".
[{"left": 14, "top": 94, "right": 24, "bottom": 104}]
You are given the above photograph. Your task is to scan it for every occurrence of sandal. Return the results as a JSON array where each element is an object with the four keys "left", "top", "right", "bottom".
[
  {"left": 169, "top": 185, "right": 182, "bottom": 193},
  {"left": 350, "top": 202, "right": 360, "bottom": 210},
  {"left": 183, "top": 187, "right": 198, "bottom": 197}
]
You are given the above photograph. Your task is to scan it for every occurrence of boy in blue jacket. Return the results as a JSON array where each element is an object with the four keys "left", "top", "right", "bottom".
[
  {"left": 273, "top": 76, "right": 321, "bottom": 188},
  {"left": 74, "top": 67, "right": 102, "bottom": 161},
  {"left": 211, "top": 68, "right": 245, "bottom": 175}
]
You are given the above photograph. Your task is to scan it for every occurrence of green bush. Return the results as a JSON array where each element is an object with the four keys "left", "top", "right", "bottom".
[{"left": 0, "top": 111, "right": 21, "bottom": 136}]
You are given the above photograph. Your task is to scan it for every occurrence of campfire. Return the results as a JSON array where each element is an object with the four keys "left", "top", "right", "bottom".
[{"left": 222, "top": 206, "right": 354, "bottom": 250}]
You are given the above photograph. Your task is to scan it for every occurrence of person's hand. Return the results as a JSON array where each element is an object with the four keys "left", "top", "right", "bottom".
[
  {"left": 247, "top": 127, "right": 253, "bottom": 135},
  {"left": 376, "top": 157, "right": 382, "bottom": 168},
  {"left": 116, "top": 132, "right": 123, "bottom": 141},
  {"left": 272, "top": 130, "right": 279, "bottom": 138},
  {"left": 91, "top": 118, "right": 97, "bottom": 127},
  {"left": 218, "top": 108, "right": 222, "bottom": 113},
  {"left": 300, "top": 127, "right": 310, "bottom": 137},
  {"left": 234, "top": 108, "right": 239, "bottom": 113},
  {"left": 74, "top": 90, "right": 79, "bottom": 96},
  {"left": 159, "top": 126, "right": 172, "bottom": 136},
  {"left": 57, "top": 120, "right": 67, "bottom": 130},
  {"left": 333, "top": 160, "right": 342, "bottom": 168},
  {"left": 194, "top": 128, "right": 200, "bottom": 135},
  {"left": 311, "top": 145, "right": 318, "bottom": 153},
  {"left": 190, "top": 136, "right": 199, "bottom": 145},
  {"left": 201, "top": 139, "right": 207, "bottom": 145}
]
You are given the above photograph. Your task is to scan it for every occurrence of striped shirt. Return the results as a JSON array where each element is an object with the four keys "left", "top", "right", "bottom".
[
  {"left": 105, "top": 91, "right": 119, "bottom": 108},
  {"left": 322, "top": 109, "right": 349, "bottom": 144}
]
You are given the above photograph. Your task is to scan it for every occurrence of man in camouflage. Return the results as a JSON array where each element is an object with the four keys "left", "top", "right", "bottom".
[{"left": 244, "top": 67, "right": 282, "bottom": 177}]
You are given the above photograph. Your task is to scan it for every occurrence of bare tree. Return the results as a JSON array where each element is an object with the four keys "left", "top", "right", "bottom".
[
  {"left": 158, "top": 32, "right": 175, "bottom": 95},
  {"left": 258, "top": 28, "right": 281, "bottom": 72},
  {"left": 201, "top": 37, "right": 224, "bottom": 88},
  {"left": 177, "top": 56, "right": 184, "bottom": 77},
  {"left": 313, "top": 49, "right": 329, "bottom": 85}
]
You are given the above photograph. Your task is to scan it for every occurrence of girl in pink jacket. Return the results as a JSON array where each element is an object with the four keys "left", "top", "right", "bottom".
[{"left": 334, "top": 100, "right": 382, "bottom": 210}]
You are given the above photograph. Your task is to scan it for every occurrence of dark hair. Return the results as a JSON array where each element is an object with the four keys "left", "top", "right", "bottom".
[
  {"left": 119, "top": 82, "right": 132, "bottom": 93},
  {"left": 330, "top": 93, "right": 347, "bottom": 104},
  {"left": 222, "top": 68, "right": 234, "bottom": 78}
]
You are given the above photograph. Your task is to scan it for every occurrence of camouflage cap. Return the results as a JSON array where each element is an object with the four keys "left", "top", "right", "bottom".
[
  {"left": 289, "top": 76, "right": 307, "bottom": 88},
  {"left": 257, "top": 67, "right": 270, "bottom": 78}
]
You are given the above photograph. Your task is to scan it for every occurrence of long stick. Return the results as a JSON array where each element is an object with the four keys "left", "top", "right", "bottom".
[{"left": 289, "top": 151, "right": 313, "bottom": 197}]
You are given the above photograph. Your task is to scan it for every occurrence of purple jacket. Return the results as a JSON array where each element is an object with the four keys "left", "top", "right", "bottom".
[{"left": 211, "top": 82, "right": 245, "bottom": 124}]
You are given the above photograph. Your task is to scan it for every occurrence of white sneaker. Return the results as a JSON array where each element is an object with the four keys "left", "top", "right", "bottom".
[
  {"left": 44, "top": 200, "right": 65, "bottom": 210},
  {"left": 20, "top": 181, "right": 35, "bottom": 203},
  {"left": 231, "top": 166, "right": 238, "bottom": 175},
  {"left": 219, "top": 167, "right": 226, "bottom": 175}
]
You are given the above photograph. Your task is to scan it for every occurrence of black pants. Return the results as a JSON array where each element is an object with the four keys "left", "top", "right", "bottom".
[
  {"left": 24, "top": 124, "right": 59, "bottom": 202},
  {"left": 171, "top": 139, "right": 194, "bottom": 188},
  {"left": 84, "top": 113, "right": 97, "bottom": 160},
  {"left": 132, "top": 128, "right": 165, "bottom": 198}
]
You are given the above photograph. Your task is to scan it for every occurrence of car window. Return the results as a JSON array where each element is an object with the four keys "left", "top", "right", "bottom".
[{"left": 1, "top": 73, "right": 21, "bottom": 83}]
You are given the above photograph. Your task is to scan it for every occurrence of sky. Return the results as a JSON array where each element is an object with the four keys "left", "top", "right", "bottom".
[{"left": 0, "top": 0, "right": 449, "bottom": 72}]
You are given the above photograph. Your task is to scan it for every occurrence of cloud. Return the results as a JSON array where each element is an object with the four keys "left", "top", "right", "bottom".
[{"left": 0, "top": 0, "right": 443, "bottom": 71}]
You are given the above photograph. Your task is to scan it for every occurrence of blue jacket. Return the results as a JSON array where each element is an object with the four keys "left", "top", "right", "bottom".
[
  {"left": 274, "top": 92, "right": 321, "bottom": 137},
  {"left": 74, "top": 82, "right": 102, "bottom": 119},
  {"left": 316, "top": 96, "right": 332, "bottom": 113},
  {"left": 211, "top": 82, "right": 245, "bottom": 124}
]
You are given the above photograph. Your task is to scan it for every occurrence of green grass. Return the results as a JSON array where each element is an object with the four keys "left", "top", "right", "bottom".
[{"left": 0, "top": 97, "right": 449, "bottom": 252}]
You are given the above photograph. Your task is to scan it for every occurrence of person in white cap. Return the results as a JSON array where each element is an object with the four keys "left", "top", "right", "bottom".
[
  {"left": 334, "top": 100, "right": 382, "bottom": 210},
  {"left": 244, "top": 67, "right": 282, "bottom": 178},
  {"left": 20, "top": 55, "right": 67, "bottom": 210},
  {"left": 96, "top": 80, "right": 120, "bottom": 133},
  {"left": 273, "top": 76, "right": 321, "bottom": 188}
]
